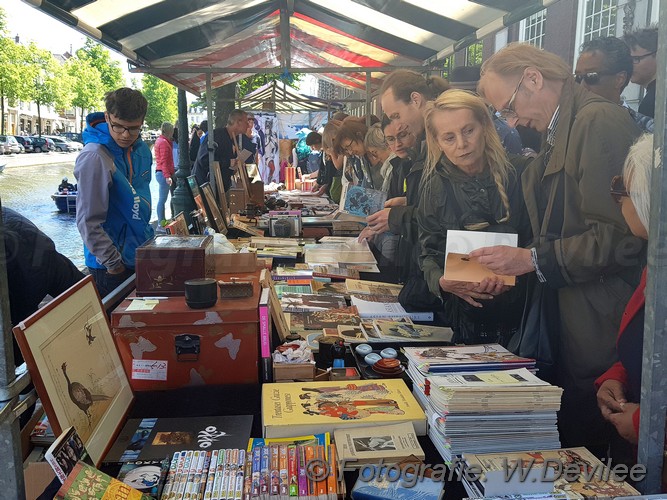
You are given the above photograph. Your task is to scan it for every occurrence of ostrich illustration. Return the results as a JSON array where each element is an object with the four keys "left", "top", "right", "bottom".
[{"left": 61, "top": 362, "right": 110, "bottom": 423}]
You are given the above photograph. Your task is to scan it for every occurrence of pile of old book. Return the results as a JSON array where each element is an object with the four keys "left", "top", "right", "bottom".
[{"left": 405, "top": 345, "right": 562, "bottom": 463}]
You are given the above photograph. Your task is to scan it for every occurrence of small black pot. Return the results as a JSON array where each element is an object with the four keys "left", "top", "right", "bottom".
[{"left": 184, "top": 278, "right": 218, "bottom": 309}]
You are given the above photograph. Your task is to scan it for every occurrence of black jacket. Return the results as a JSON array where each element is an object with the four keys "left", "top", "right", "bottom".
[{"left": 417, "top": 154, "right": 532, "bottom": 344}]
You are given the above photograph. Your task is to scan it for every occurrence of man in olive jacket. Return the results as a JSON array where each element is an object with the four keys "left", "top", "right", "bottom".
[{"left": 475, "top": 43, "right": 643, "bottom": 453}]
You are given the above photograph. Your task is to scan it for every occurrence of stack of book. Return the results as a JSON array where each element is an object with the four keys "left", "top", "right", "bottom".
[
  {"left": 408, "top": 365, "right": 562, "bottom": 462},
  {"left": 461, "top": 447, "right": 640, "bottom": 499}
]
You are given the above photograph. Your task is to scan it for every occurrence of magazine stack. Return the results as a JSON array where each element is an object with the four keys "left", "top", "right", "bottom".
[{"left": 404, "top": 345, "right": 562, "bottom": 463}]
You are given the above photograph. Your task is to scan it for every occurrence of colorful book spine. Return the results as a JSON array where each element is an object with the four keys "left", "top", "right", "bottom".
[
  {"left": 211, "top": 449, "right": 225, "bottom": 500},
  {"left": 270, "top": 444, "right": 280, "bottom": 496},
  {"left": 279, "top": 445, "right": 288, "bottom": 497},
  {"left": 259, "top": 287, "right": 272, "bottom": 383},
  {"left": 326, "top": 444, "right": 337, "bottom": 497},
  {"left": 162, "top": 452, "right": 183, "bottom": 500},
  {"left": 234, "top": 449, "right": 246, "bottom": 500},
  {"left": 175, "top": 451, "right": 194, "bottom": 500},
  {"left": 226, "top": 448, "right": 239, "bottom": 500},
  {"left": 287, "top": 445, "right": 298, "bottom": 497},
  {"left": 185, "top": 450, "right": 203, "bottom": 500},
  {"left": 251, "top": 446, "right": 261, "bottom": 498},
  {"left": 197, "top": 451, "right": 211, "bottom": 500},
  {"left": 203, "top": 450, "right": 219, "bottom": 500},
  {"left": 297, "top": 446, "right": 308, "bottom": 498},
  {"left": 243, "top": 449, "right": 253, "bottom": 500},
  {"left": 220, "top": 449, "right": 232, "bottom": 499},
  {"left": 260, "top": 445, "right": 270, "bottom": 497}
]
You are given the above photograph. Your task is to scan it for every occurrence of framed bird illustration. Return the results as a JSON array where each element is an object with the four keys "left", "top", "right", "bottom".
[{"left": 13, "top": 275, "right": 133, "bottom": 465}]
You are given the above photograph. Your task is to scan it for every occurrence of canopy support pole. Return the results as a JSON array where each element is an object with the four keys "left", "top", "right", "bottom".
[
  {"left": 365, "top": 72, "right": 371, "bottom": 126},
  {"left": 637, "top": 0, "right": 667, "bottom": 493}
]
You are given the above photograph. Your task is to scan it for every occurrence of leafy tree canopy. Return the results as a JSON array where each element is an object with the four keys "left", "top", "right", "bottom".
[
  {"left": 76, "top": 39, "right": 124, "bottom": 93},
  {"left": 142, "top": 74, "right": 177, "bottom": 129}
]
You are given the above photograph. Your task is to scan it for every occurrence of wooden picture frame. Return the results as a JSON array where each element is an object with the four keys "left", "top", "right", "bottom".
[
  {"left": 12, "top": 276, "right": 133, "bottom": 465},
  {"left": 200, "top": 182, "right": 227, "bottom": 234},
  {"left": 212, "top": 161, "right": 230, "bottom": 225},
  {"left": 164, "top": 211, "right": 189, "bottom": 235}
]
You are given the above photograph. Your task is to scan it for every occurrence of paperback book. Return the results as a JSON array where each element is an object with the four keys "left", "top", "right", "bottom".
[
  {"left": 280, "top": 293, "right": 347, "bottom": 313},
  {"left": 45, "top": 426, "right": 94, "bottom": 483},
  {"left": 340, "top": 184, "right": 388, "bottom": 219},
  {"left": 403, "top": 344, "right": 535, "bottom": 374},
  {"left": 373, "top": 320, "right": 455, "bottom": 343},
  {"left": 334, "top": 422, "right": 425, "bottom": 466},
  {"left": 302, "top": 307, "right": 361, "bottom": 330},
  {"left": 345, "top": 279, "right": 402, "bottom": 297}
]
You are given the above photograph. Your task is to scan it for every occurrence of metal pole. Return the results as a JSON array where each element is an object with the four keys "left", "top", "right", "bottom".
[
  {"left": 365, "top": 72, "right": 371, "bottom": 127},
  {"left": 205, "top": 75, "right": 221, "bottom": 209},
  {"left": 171, "top": 89, "right": 196, "bottom": 227},
  {"left": 0, "top": 197, "right": 26, "bottom": 499},
  {"left": 636, "top": 0, "right": 667, "bottom": 492}
]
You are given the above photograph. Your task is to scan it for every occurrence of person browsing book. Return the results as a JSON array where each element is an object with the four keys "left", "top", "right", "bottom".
[{"left": 417, "top": 89, "right": 531, "bottom": 345}]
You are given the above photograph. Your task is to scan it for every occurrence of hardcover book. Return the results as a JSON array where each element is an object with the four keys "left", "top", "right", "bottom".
[
  {"left": 262, "top": 379, "right": 426, "bottom": 438},
  {"left": 310, "top": 280, "right": 349, "bottom": 299},
  {"left": 103, "top": 415, "right": 253, "bottom": 463},
  {"left": 312, "top": 265, "right": 360, "bottom": 280},
  {"left": 350, "top": 295, "right": 409, "bottom": 319},
  {"left": 345, "top": 279, "right": 402, "bottom": 297},
  {"left": 279, "top": 293, "right": 347, "bottom": 313}
]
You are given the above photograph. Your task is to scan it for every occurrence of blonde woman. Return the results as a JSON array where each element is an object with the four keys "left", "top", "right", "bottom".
[{"left": 417, "top": 89, "right": 531, "bottom": 345}]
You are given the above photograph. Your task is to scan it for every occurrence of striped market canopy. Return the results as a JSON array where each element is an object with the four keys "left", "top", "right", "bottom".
[{"left": 23, "top": 0, "right": 561, "bottom": 95}]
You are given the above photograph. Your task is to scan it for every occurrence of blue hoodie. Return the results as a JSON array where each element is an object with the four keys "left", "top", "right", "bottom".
[{"left": 75, "top": 112, "right": 153, "bottom": 270}]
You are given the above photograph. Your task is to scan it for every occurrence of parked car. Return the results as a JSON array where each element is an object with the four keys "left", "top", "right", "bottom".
[
  {"left": 46, "top": 136, "right": 78, "bottom": 153},
  {"left": 14, "top": 136, "right": 34, "bottom": 153},
  {"left": 62, "top": 132, "right": 83, "bottom": 143},
  {"left": 0, "top": 135, "right": 21, "bottom": 154},
  {"left": 30, "top": 136, "right": 55, "bottom": 153}
]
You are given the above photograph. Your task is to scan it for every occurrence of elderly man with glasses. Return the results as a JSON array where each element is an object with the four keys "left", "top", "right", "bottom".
[
  {"left": 474, "top": 43, "right": 643, "bottom": 456},
  {"left": 575, "top": 36, "right": 653, "bottom": 132},
  {"left": 74, "top": 87, "right": 153, "bottom": 298}
]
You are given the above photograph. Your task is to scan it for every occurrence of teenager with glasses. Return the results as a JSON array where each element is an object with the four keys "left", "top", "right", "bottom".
[
  {"left": 476, "top": 43, "right": 643, "bottom": 456},
  {"left": 575, "top": 37, "right": 653, "bottom": 132},
  {"left": 74, "top": 87, "right": 153, "bottom": 298},
  {"left": 623, "top": 26, "right": 658, "bottom": 118}
]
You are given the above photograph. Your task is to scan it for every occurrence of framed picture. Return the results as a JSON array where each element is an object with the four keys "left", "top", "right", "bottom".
[
  {"left": 187, "top": 175, "right": 210, "bottom": 225},
  {"left": 13, "top": 276, "right": 133, "bottom": 465},
  {"left": 200, "top": 182, "right": 227, "bottom": 234},
  {"left": 212, "top": 161, "right": 230, "bottom": 225}
]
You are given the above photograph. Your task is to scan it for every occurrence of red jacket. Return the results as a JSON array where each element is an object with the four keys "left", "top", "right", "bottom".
[
  {"left": 594, "top": 267, "right": 647, "bottom": 436},
  {"left": 154, "top": 134, "right": 175, "bottom": 177}
]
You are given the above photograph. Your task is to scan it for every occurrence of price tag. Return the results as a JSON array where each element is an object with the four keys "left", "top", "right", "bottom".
[{"left": 131, "top": 359, "right": 168, "bottom": 381}]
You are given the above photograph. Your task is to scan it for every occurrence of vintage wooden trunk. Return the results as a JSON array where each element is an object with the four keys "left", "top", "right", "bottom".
[
  {"left": 110, "top": 270, "right": 261, "bottom": 391},
  {"left": 134, "top": 235, "right": 214, "bottom": 296}
]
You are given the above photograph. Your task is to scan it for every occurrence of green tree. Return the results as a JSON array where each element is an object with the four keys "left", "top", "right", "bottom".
[
  {"left": 66, "top": 57, "right": 104, "bottom": 132},
  {"left": 0, "top": 9, "right": 34, "bottom": 133},
  {"left": 76, "top": 39, "right": 123, "bottom": 93},
  {"left": 28, "top": 45, "right": 73, "bottom": 136},
  {"left": 142, "top": 74, "right": 177, "bottom": 129}
]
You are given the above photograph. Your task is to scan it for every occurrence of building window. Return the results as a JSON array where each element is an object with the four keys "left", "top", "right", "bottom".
[
  {"left": 442, "top": 55, "right": 454, "bottom": 80},
  {"left": 520, "top": 9, "right": 547, "bottom": 48},
  {"left": 465, "top": 42, "right": 483, "bottom": 67},
  {"left": 583, "top": 0, "right": 618, "bottom": 42}
]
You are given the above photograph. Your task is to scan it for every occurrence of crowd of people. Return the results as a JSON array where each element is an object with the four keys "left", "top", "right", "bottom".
[{"left": 3, "top": 25, "right": 661, "bottom": 480}]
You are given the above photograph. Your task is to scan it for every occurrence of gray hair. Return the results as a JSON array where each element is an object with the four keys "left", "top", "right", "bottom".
[
  {"left": 161, "top": 122, "right": 174, "bottom": 135},
  {"left": 624, "top": 133, "right": 654, "bottom": 234},
  {"left": 364, "top": 123, "right": 388, "bottom": 151}
]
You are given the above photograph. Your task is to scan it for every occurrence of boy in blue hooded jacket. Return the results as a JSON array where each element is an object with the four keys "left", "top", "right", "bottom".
[{"left": 74, "top": 88, "right": 153, "bottom": 298}]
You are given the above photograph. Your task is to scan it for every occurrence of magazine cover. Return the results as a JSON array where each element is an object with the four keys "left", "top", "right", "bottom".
[
  {"left": 302, "top": 307, "right": 361, "bottom": 330},
  {"left": 372, "top": 320, "right": 455, "bottom": 343},
  {"left": 341, "top": 185, "right": 388, "bottom": 218},
  {"left": 262, "top": 379, "right": 426, "bottom": 438}
]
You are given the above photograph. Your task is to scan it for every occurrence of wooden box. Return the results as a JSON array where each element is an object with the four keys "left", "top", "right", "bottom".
[
  {"left": 273, "top": 362, "right": 316, "bottom": 382},
  {"left": 135, "top": 235, "right": 214, "bottom": 296},
  {"left": 110, "top": 270, "right": 261, "bottom": 391}
]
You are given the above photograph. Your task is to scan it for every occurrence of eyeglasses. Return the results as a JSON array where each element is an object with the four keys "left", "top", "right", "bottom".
[
  {"left": 632, "top": 51, "right": 656, "bottom": 64},
  {"left": 385, "top": 129, "right": 410, "bottom": 145},
  {"left": 610, "top": 175, "right": 629, "bottom": 204},
  {"left": 108, "top": 119, "right": 142, "bottom": 136},
  {"left": 574, "top": 71, "right": 617, "bottom": 85},
  {"left": 342, "top": 140, "right": 355, "bottom": 154},
  {"left": 497, "top": 73, "right": 525, "bottom": 121}
]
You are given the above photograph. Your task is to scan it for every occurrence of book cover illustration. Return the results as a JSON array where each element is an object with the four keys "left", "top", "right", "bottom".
[
  {"left": 279, "top": 293, "right": 346, "bottom": 313},
  {"left": 342, "top": 185, "right": 388, "bottom": 218},
  {"left": 350, "top": 295, "right": 408, "bottom": 319},
  {"left": 56, "top": 461, "right": 153, "bottom": 499},
  {"left": 117, "top": 459, "right": 169, "bottom": 498},
  {"left": 335, "top": 422, "right": 424, "bottom": 464},
  {"left": 46, "top": 426, "right": 94, "bottom": 483},
  {"left": 310, "top": 280, "right": 349, "bottom": 298},
  {"left": 262, "top": 379, "right": 426, "bottom": 437},
  {"left": 337, "top": 325, "right": 368, "bottom": 342},
  {"left": 104, "top": 416, "right": 253, "bottom": 463},
  {"left": 403, "top": 344, "right": 534, "bottom": 371},
  {"left": 302, "top": 307, "right": 361, "bottom": 330},
  {"left": 345, "top": 279, "right": 402, "bottom": 297},
  {"left": 373, "top": 320, "right": 454, "bottom": 343}
]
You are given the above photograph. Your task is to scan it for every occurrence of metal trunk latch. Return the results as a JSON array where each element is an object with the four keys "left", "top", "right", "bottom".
[{"left": 175, "top": 334, "right": 201, "bottom": 362}]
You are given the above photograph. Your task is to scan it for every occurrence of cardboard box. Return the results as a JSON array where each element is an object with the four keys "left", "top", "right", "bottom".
[
  {"left": 135, "top": 235, "right": 214, "bottom": 296},
  {"left": 111, "top": 270, "right": 261, "bottom": 390},
  {"left": 273, "top": 362, "right": 316, "bottom": 382},
  {"left": 214, "top": 252, "right": 258, "bottom": 274}
]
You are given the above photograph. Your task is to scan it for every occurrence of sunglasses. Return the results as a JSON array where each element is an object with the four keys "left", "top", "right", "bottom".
[
  {"left": 574, "top": 71, "right": 616, "bottom": 85},
  {"left": 632, "top": 51, "right": 656, "bottom": 64},
  {"left": 610, "top": 175, "right": 629, "bottom": 204}
]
